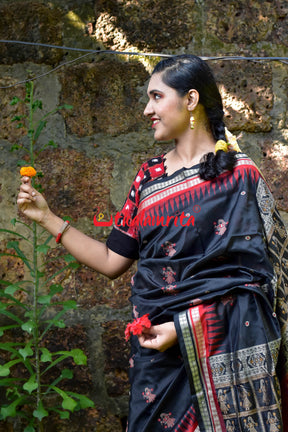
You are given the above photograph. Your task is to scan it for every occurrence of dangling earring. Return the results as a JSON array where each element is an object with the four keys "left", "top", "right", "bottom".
[{"left": 190, "top": 114, "right": 195, "bottom": 130}]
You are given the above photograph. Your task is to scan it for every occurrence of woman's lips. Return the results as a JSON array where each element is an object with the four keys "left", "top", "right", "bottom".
[{"left": 151, "top": 118, "right": 160, "bottom": 128}]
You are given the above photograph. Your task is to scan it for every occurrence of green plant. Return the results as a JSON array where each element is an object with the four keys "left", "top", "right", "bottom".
[{"left": 0, "top": 81, "right": 94, "bottom": 431}]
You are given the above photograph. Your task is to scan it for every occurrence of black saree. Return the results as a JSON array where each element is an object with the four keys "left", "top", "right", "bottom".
[{"left": 107, "top": 153, "right": 288, "bottom": 432}]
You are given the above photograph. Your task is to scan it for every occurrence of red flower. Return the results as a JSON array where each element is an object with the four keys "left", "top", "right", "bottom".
[{"left": 125, "top": 314, "right": 151, "bottom": 341}]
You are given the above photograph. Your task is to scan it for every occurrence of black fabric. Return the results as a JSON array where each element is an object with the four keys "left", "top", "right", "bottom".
[{"left": 106, "top": 227, "right": 139, "bottom": 260}]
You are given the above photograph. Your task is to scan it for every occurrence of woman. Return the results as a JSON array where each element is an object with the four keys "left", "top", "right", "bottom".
[{"left": 18, "top": 55, "right": 288, "bottom": 431}]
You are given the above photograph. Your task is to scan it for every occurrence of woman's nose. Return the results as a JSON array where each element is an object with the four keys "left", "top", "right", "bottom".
[{"left": 144, "top": 100, "right": 153, "bottom": 117}]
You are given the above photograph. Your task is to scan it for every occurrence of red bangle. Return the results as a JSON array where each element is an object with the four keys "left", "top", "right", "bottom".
[{"left": 55, "top": 220, "right": 70, "bottom": 244}]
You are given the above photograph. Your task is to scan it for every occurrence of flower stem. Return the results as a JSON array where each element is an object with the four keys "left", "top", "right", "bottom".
[{"left": 28, "top": 81, "right": 43, "bottom": 432}]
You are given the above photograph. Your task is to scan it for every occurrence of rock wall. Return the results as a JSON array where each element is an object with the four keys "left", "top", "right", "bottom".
[{"left": 0, "top": 0, "right": 287, "bottom": 430}]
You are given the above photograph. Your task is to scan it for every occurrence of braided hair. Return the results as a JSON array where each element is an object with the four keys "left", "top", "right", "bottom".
[{"left": 152, "top": 55, "right": 237, "bottom": 180}]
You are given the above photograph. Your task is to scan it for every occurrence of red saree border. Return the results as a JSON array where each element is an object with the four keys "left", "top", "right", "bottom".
[
  {"left": 178, "top": 308, "right": 226, "bottom": 432},
  {"left": 138, "top": 156, "right": 260, "bottom": 216}
]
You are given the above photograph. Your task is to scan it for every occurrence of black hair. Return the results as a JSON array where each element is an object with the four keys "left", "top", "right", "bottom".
[{"left": 152, "top": 54, "right": 237, "bottom": 180}]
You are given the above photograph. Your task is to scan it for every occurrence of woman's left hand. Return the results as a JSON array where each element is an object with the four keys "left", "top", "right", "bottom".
[{"left": 137, "top": 322, "right": 178, "bottom": 352}]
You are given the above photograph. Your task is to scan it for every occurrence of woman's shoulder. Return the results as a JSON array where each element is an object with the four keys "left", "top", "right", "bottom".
[
  {"left": 233, "top": 153, "right": 267, "bottom": 186},
  {"left": 234, "top": 153, "right": 261, "bottom": 171},
  {"left": 137, "top": 154, "right": 166, "bottom": 182}
]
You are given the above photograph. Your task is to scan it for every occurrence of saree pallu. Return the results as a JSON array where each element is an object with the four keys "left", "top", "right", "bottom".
[{"left": 106, "top": 154, "right": 288, "bottom": 431}]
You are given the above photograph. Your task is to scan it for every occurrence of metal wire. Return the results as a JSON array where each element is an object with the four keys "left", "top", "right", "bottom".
[{"left": 1, "top": 39, "right": 288, "bottom": 89}]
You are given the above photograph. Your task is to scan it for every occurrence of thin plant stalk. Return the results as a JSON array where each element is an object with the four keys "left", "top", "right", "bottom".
[{"left": 28, "top": 81, "right": 43, "bottom": 432}]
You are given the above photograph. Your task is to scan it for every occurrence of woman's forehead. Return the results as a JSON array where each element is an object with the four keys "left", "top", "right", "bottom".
[{"left": 147, "top": 73, "right": 171, "bottom": 93}]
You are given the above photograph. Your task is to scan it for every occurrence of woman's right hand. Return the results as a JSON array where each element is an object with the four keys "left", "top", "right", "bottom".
[{"left": 17, "top": 176, "right": 50, "bottom": 224}]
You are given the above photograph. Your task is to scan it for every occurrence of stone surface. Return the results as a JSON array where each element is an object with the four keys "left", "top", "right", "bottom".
[
  {"left": 59, "top": 60, "right": 149, "bottom": 136},
  {"left": 45, "top": 245, "right": 134, "bottom": 309},
  {"left": 213, "top": 61, "right": 273, "bottom": 132},
  {"left": 0, "top": 2, "right": 64, "bottom": 64},
  {"left": 92, "top": 0, "right": 198, "bottom": 51},
  {"left": 102, "top": 320, "right": 130, "bottom": 397},
  {"left": 0, "top": 241, "right": 25, "bottom": 284},
  {"left": 0, "top": 84, "right": 27, "bottom": 142},
  {"left": 46, "top": 407, "right": 123, "bottom": 432},
  {"left": 37, "top": 148, "right": 114, "bottom": 221},
  {"left": 260, "top": 139, "right": 288, "bottom": 212},
  {"left": 206, "top": 0, "right": 284, "bottom": 46}
]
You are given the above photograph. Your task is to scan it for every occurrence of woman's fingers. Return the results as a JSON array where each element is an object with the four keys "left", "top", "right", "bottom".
[
  {"left": 137, "top": 322, "right": 178, "bottom": 352},
  {"left": 17, "top": 177, "right": 50, "bottom": 224},
  {"left": 18, "top": 182, "right": 37, "bottom": 204},
  {"left": 21, "top": 175, "right": 31, "bottom": 185}
]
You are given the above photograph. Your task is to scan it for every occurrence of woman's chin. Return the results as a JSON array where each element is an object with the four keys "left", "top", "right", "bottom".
[{"left": 153, "top": 131, "right": 173, "bottom": 142}]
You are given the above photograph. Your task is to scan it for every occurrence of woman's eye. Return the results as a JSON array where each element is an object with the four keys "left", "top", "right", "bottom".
[{"left": 154, "top": 93, "right": 161, "bottom": 100}]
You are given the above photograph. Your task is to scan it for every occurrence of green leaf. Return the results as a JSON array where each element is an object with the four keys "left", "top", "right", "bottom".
[
  {"left": 64, "top": 254, "right": 77, "bottom": 263},
  {"left": 52, "top": 319, "right": 66, "bottom": 328},
  {"left": 0, "top": 377, "right": 24, "bottom": 386},
  {"left": 58, "top": 104, "right": 73, "bottom": 110},
  {"left": 0, "top": 325, "right": 19, "bottom": 337},
  {"left": 4, "top": 284, "right": 21, "bottom": 296},
  {"left": 23, "top": 376, "right": 38, "bottom": 394},
  {"left": 59, "top": 411, "right": 70, "bottom": 419},
  {"left": 6, "top": 241, "right": 32, "bottom": 270},
  {"left": 21, "top": 320, "right": 35, "bottom": 334},
  {"left": 10, "top": 218, "right": 17, "bottom": 226},
  {"left": 49, "top": 284, "right": 63, "bottom": 295},
  {"left": 38, "top": 295, "right": 52, "bottom": 305},
  {"left": 0, "top": 397, "right": 24, "bottom": 419},
  {"left": 27, "top": 128, "right": 34, "bottom": 138},
  {"left": 34, "top": 120, "right": 47, "bottom": 141},
  {"left": 36, "top": 244, "right": 50, "bottom": 254},
  {"left": 53, "top": 320, "right": 65, "bottom": 328},
  {"left": 50, "top": 407, "right": 70, "bottom": 419},
  {"left": 69, "top": 349, "right": 87, "bottom": 365},
  {"left": 68, "top": 262, "right": 81, "bottom": 269},
  {"left": 10, "top": 96, "right": 21, "bottom": 106},
  {"left": 11, "top": 115, "right": 24, "bottom": 122},
  {"left": 51, "top": 387, "right": 77, "bottom": 412},
  {"left": 0, "top": 366, "right": 10, "bottom": 377},
  {"left": 0, "top": 359, "right": 22, "bottom": 377},
  {"left": 0, "top": 303, "right": 8, "bottom": 311},
  {"left": 33, "top": 402, "right": 48, "bottom": 421},
  {"left": 0, "top": 308, "right": 24, "bottom": 325},
  {"left": 32, "top": 100, "right": 42, "bottom": 111},
  {"left": 24, "top": 425, "right": 35, "bottom": 432},
  {"left": 62, "top": 300, "right": 77, "bottom": 310},
  {"left": 68, "top": 393, "right": 94, "bottom": 409},
  {"left": 0, "top": 229, "right": 29, "bottom": 242},
  {"left": 19, "top": 345, "right": 34, "bottom": 360},
  {"left": 40, "top": 348, "right": 52, "bottom": 363},
  {"left": 62, "top": 396, "right": 77, "bottom": 412},
  {"left": 34, "top": 184, "right": 44, "bottom": 193},
  {"left": 61, "top": 369, "right": 73, "bottom": 380},
  {"left": 48, "top": 140, "right": 57, "bottom": 148}
]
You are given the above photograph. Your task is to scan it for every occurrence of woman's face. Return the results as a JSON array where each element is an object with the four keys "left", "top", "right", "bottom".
[{"left": 144, "top": 73, "right": 191, "bottom": 142}]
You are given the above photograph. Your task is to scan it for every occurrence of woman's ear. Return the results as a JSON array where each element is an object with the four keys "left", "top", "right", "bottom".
[{"left": 187, "top": 89, "right": 199, "bottom": 111}]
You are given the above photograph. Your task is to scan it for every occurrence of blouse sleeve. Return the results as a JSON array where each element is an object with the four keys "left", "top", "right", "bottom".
[
  {"left": 106, "top": 155, "right": 166, "bottom": 260},
  {"left": 106, "top": 164, "right": 146, "bottom": 260}
]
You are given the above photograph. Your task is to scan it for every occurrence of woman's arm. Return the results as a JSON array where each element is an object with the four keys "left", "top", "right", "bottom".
[{"left": 17, "top": 177, "right": 134, "bottom": 279}]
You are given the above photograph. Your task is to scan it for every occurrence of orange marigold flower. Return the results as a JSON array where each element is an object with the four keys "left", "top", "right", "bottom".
[
  {"left": 20, "top": 166, "right": 37, "bottom": 177},
  {"left": 125, "top": 314, "right": 151, "bottom": 341}
]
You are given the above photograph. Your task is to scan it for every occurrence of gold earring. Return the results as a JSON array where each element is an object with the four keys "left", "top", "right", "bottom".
[{"left": 190, "top": 114, "right": 195, "bottom": 130}]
